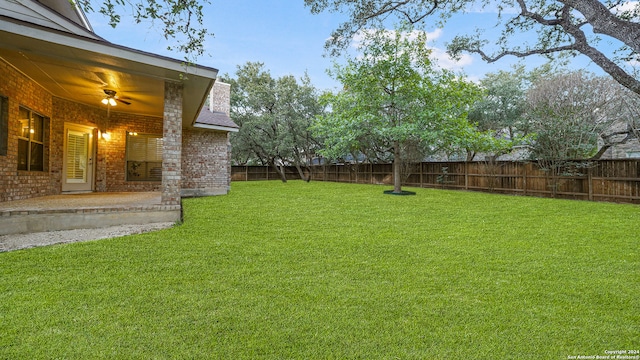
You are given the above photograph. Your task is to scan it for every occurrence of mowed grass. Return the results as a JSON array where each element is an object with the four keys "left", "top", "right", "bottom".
[{"left": 1, "top": 181, "right": 638, "bottom": 359}]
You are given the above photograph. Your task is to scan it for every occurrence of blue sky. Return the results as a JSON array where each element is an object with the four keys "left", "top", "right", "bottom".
[{"left": 85, "top": 0, "right": 609, "bottom": 91}]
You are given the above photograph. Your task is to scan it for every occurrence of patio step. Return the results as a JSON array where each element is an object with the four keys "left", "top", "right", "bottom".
[{"left": 0, "top": 205, "right": 180, "bottom": 236}]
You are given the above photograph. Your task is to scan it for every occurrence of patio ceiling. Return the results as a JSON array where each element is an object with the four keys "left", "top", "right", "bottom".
[{"left": 0, "top": 16, "right": 218, "bottom": 127}]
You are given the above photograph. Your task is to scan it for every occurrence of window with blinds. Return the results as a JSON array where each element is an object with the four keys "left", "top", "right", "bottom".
[
  {"left": 0, "top": 95, "right": 7, "bottom": 156},
  {"left": 126, "top": 133, "right": 163, "bottom": 181},
  {"left": 17, "top": 106, "right": 46, "bottom": 171}
]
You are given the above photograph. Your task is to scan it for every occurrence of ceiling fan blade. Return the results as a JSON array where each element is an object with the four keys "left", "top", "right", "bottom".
[{"left": 116, "top": 98, "right": 132, "bottom": 105}]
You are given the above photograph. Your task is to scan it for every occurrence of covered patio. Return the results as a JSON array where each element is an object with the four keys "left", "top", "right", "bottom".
[{"left": 0, "top": 0, "right": 237, "bottom": 241}]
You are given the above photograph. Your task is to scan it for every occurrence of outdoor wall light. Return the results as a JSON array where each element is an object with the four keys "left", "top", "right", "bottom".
[{"left": 99, "top": 130, "right": 111, "bottom": 141}]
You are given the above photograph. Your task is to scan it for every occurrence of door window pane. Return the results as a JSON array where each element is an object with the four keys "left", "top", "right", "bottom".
[{"left": 66, "top": 131, "right": 88, "bottom": 182}]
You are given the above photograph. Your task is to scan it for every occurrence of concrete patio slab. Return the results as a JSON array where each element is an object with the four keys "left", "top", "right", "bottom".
[{"left": 0, "top": 192, "right": 181, "bottom": 236}]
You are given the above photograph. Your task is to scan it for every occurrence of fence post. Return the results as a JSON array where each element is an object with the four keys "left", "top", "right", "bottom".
[
  {"left": 370, "top": 164, "right": 373, "bottom": 184},
  {"left": 588, "top": 165, "right": 593, "bottom": 201},
  {"left": 464, "top": 162, "right": 469, "bottom": 190},
  {"left": 523, "top": 162, "right": 527, "bottom": 196}
]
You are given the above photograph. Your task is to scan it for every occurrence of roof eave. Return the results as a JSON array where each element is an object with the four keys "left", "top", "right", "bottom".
[{"left": 193, "top": 123, "right": 240, "bottom": 133}]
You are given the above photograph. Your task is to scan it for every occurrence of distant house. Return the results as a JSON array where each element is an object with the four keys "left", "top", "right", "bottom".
[
  {"left": 0, "top": 0, "right": 238, "bottom": 214},
  {"left": 596, "top": 120, "right": 640, "bottom": 159}
]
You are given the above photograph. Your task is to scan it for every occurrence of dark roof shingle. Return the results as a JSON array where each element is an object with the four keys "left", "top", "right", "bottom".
[{"left": 194, "top": 107, "right": 239, "bottom": 130}]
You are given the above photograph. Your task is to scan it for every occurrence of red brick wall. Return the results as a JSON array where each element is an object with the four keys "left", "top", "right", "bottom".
[
  {"left": 0, "top": 59, "right": 54, "bottom": 201},
  {"left": 0, "top": 58, "right": 233, "bottom": 203},
  {"left": 0, "top": 58, "right": 166, "bottom": 202},
  {"left": 181, "top": 129, "right": 231, "bottom": 196},
  {"left": 51, "top": 99, "right": 164, "bottom": 193},
  {"left": 209, "top": 81, "right": 231, "bottom": 115},
  {"left": 98, "top": 111, "right": 164, "bottom": 192},
  {"left": 161, "top": 81, "right": 183, "bottom": 205}
]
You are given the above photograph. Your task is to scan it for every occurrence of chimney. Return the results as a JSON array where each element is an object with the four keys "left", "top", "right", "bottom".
[{"left": 209, "top": 81, "right": 231, "bottom": 116}]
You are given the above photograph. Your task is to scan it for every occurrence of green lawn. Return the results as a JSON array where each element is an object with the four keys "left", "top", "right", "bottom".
[{"left": 1, "top": 181, "right": 638, "bottom": 359}]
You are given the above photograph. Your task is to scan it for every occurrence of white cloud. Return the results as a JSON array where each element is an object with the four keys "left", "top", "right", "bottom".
[
  {"left": 614, "top": 1, "right": 639, "bottom": 14},
  {"left": 350, "top": 27, "right": 473, "bottom": 71},
  {"left": 351, "top": 28, "right": 443, "bottom": 50},
  {"left": 429, "top": 47, "right": 474, "bottom": 70},
  {"left": 463, "top": 1, "right": 519, "bottom": 14},
  {"left": 626, "top": 59, "right": 640, "bottom": 68}
]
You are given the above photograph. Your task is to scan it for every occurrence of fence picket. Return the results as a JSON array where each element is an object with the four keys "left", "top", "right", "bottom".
[{"left": 231, "top": 160, "right": 640, "bottom": 204}]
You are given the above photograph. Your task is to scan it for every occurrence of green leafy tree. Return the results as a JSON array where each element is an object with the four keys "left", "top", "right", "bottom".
[
  {"left": 465, "top": 65, "right": 548, "bottom": 160},
  {"left": 305, "top": 0, "right": 640, "bottom": 95},
  {"left": 469, "top": 66, "right": 530, "bottom": 138},
  {"left": 224, "top": 62, "right": 324, "bottom": 182},
  {"left": 313, "top": 25, "right": 482, "bottom": 193}
]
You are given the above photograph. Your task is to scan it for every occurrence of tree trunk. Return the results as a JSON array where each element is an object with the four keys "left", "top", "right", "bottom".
[
  {"left": 393, "top": 141, "right": 402, "bottom": 193},
  {"left": 590, "top": 144, "right": 611, "bottom": 160},
  {"left": 269, "top": 162, "right": 287, "bottom": 183},
  {"left": 294, "top": 163, "right": 311, "bottom": 182},
  {"left": 591, "top": 131, "right": 635, "bottom": 160},
  {"left": 466, "top": 150, "right": 476, "bottom": 162}
]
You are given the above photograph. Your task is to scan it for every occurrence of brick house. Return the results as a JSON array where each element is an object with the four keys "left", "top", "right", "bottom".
[{"left": 0, "top": 0, "right": 238, "bottom": 217}]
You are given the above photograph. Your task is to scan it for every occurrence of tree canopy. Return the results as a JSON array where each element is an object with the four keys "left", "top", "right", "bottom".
[
  {"left": 305, "top": 0, "right": 640, "bottom": 95},
  {"left": 313, "top": 25, "right": 483, "bottom": 193},
  {"left": 525, "top": 71, "right": 636, "bottom": 161},
  {"left": 223, "top": 62, "right": 324, "bottom": 182}
]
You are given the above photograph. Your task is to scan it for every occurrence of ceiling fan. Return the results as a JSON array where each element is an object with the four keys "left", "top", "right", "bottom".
[{"left": 102, "top": 89, "right": 131, "bottom": 106}]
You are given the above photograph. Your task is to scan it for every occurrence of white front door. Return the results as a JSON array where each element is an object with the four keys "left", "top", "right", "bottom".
[{"left": 62, "top": 124, "right": 95, "bottom": 192}]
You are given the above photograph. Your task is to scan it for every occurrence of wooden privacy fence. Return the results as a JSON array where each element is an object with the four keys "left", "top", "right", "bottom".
[{"left": 231, "top": 160, "right": 640, "bottom": 204}]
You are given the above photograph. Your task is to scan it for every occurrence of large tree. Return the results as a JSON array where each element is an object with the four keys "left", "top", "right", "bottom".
[
  {"left": 224, "top": 62, "right": 324, "bottom": 182},
  {"left": 464, "top": 65, "right": 556, "bottom": 160},
  {"left": 527, "top": 71, "right": 634, "bottom": 161},
  {"left": 468, "top": 66, "right": 530, "bottom": 141},
  {"left": 313, "top": 26, "right": 482, "bottom": 193},
  {"left": 523, "top": 71, "right": 636, "bottom": 194},
  {"left": 305, "top": 0, "right": 640, "bottom": 95}
]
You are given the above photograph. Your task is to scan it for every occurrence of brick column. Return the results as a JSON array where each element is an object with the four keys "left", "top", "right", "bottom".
[{"left": 162, "top": 81, "right": 183, "bottom": 205}]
